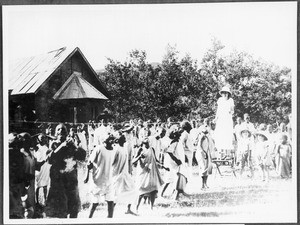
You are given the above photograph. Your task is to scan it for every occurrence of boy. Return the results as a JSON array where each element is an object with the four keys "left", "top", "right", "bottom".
[{"left": 238, "top": 129, "right": 254, "bottom": 178}]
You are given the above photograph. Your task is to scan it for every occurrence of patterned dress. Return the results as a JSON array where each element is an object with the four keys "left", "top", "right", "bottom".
[{"left": 45, "top": 141, "right": 86, "bottom": 218}]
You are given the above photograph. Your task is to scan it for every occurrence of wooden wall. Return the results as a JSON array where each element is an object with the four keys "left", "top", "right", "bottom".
[{"left": 34, "top": 52, "right": 106, "bottom": 123}]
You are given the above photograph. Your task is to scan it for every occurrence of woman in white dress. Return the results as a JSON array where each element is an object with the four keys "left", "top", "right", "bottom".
[{"left": 214, "top": 86, "right": 235, "bottom": 158}]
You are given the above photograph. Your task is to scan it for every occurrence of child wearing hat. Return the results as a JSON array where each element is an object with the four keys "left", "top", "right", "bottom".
[
  {"left": 255, "top": 131, "right": 272, "bottom": 182},
  {"left": 238, "top": 129, "right": 254, "bottom": 178}
]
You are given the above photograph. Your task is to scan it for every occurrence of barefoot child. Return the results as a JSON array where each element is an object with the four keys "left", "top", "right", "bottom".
[
  {"left": 112, "top": 132, "right": 138, "bottom": 216},
  {"left": 238, "top": 129, "right": 254, "bottom": 178},
  {"left": 255, "top": 131, "right": 271, "bottom": 182},
  {"left": 34, "top": 133, "right": 51, "bottom": 218},
  {"left": 195, "top": 124, "right": 213, "bottom": 190},
  {"left": 276, "top": 134, "right": 291, "bottom": 179},
  {"left": 133, "top": 138, "right": 164, "bottom": 212},
  {"left": 85, "top": 134, "right": 116, "bottom": 218}
]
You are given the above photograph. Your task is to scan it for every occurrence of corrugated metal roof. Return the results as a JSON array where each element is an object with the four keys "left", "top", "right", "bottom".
[
  {"left": 53, "top": 71, "right": 108, "bottom": 100},
  {"left": 9, "top": 47, "right": 76, "bottom": 95}
]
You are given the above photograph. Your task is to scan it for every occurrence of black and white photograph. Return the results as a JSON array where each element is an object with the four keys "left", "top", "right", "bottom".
[{"left": 2, "top": 1, "right": 298, "bottom": 224}]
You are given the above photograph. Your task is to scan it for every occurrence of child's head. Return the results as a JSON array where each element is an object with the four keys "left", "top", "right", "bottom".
[
  {"left": 18, "top": 132, "right": 33, "bottom": 151},
  {"left": 243, "top": 113, "right": 250, "bottom": 123},
  {"left": 280, "top": 134, "right": 288, "bottom": 144},
  {"left": 104, "top": 134, "right": 115, "bottom": 150},
  {"left": 181, "top": 121, "right": 192, "bottom": 133},
  {"left": 258, "top": 123, "right": 267, "bottom": 131},
  {"left": 9, "top": 132, "right": 20, "bottom": 149},
  {"left": 37, "top": 133, "right": 47, "bottom": 146},
  {"left": 77, "top": 126, "right": 82, "bottom": 133},
  {"left": 69, "top": 127, "right": 76, "bottom": 136},
  {"left": 141, "top": 138, "right": 150, "bottom": 149},
  {"left": 267, "top": 124, "right": 273, "bottom": 133},
  {"left": 117, "top": 133, "right": 126, "bottom": 147},
  {"left": 240, "top": 129, "right": 251, "bottom": 139},
  {"left": 256, "top": 133, "right": 268, "bottom": 142},
  {"left": 279, "top": 122, "right": 286, "bottom": 132},
  {"left": 55, "top": 123, "right": 68, "bottom": 142},
  {"left": 236, "top": 117, "right": 242, "bottom": 124}
]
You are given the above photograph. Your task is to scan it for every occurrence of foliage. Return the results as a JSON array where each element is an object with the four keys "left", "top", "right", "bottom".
[{"left": 98, "top": 40, "right": 292, "bottom": 124}]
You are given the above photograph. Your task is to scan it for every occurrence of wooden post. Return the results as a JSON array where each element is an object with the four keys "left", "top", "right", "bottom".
[{"left": 74, "top": 107, "right": 77, "bottom": 124}]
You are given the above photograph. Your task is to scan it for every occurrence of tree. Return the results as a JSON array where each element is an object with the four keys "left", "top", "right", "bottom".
[{"left": 98, "top": 40, "right": 292, "bottom": 125}]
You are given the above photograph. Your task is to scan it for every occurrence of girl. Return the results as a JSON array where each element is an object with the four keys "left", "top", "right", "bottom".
[
  {"left": 276, "top": 134, "right": 291, "bottom": 179},
  {"left": 255, "top": 131, "right": 271, "bottom": 182},
  {"left": 238, "top": 129, "right": 254, "bottom": 178},
  {"left": 34, "top": 133, "right": 51, "bottom": 218},
  {"left": 87, "top": 120, "right": 95, "bottom": 153},
  {"left": 9, "top": 133, "right": 25, "bottom": 218},
  {"left": 160, "top": 124, "right": 180, "bottom": 198},
  {"left": 195, "top": 124, "right": 214, "bottom": 190},
  {"left": 112, "top": 132, "right": 137, "bottom": 215},
  {"left": 133, "top": 138, "right": 164, "bottom": 211},
  {"left": 174, "top": 121, "right": 192, "bottom": 200},
  {"left": 18, "top": 132, "right": 36, "bottom": 218},
  {"left": 85, "top": 134, "right": 116, "bottom": 218}
]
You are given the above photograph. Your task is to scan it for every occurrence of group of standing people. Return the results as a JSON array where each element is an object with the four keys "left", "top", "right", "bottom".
[
  {"left": 9, "top": 85, "right": 292, "bottom": 219},
  {"left": 210, "top": 86, "right": 292, "bottom": 181},
  {"left": 9, "top": 123, "right": 86, "bottom": 219},
  {"left": 83, "top": 117, "right": 216, "bottom": 218}
]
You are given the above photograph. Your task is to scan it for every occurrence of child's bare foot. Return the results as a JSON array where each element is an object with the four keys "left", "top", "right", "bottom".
[{"left": 125, "top": 209, "right": 138, "bottom": 216}]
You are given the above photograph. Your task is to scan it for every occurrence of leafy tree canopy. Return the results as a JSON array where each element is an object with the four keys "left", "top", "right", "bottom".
[{"left": 99, "top": 39, "right": 292, "bottom": 125}]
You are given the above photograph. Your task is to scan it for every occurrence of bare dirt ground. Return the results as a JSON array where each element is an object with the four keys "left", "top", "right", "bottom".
[{"left": 76, "top": 163, "right": 297, "bottom": 224}]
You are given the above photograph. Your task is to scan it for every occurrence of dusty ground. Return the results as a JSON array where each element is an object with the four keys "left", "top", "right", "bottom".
[{"left": 76, "top": 163, "right": 297, "bottom": 224}]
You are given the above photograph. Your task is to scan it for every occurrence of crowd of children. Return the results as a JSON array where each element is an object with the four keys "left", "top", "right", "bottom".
[{"left": 8, "top": 114, "right": 292, "bottom": 219}]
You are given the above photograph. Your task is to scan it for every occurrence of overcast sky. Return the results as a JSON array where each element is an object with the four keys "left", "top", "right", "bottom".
[{"left": 3, "top": 2, "right": 297, "bottom": 73}]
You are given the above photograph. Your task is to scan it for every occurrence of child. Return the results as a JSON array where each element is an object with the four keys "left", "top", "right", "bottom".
[
  {"left": 266, "top": 124, "right": 277, "bottom": 170},
  {"left": 238, "top": 129, "right": 254, "bottom": 178},
  {"left": 133, "top": 138, "right": 164, "bottom": 211},
  {"left": 18, "top": 132, "right": 36, "bottom": 218},
  {"left": 255, "top": 131, "right": 271, "bottom": 182},
  {"left": 88, "top": 120, "right": 96, "bottom": 153},
  {"left": 276, "top": 134, "right": 291, "bottom": 179},
  {"left": 45, "top": 123, "right": 86, "bottom": 218},
  {"left": 173, "top": 121, "right": 192, "bottom": 200},
  {"left": 77, "top": 124, "right": 88, "bottom": 151},
  {"left": 9, "top": 133, "right": 25, "bottom": 218},
  {"left": 68, "top": 127, "right": 81, "bottom": 147},
  {"left": 160, "top": 124, "right": 181, "bottom": 198},
  {"left": 34, "top": 133, "right": 51, "bottom": 218},
  {"left": 195, "top": 124, "right": 213, "bottom": 190},
  {"left": 85, "top": 134, "right": 116, "bottom": 218},
  {"left": 112, "top": 132, "right": 137, "bottom": 216}
]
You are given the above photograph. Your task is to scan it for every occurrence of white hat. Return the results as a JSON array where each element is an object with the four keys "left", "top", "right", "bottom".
[
  {"left": 255, "top": 131, "right": 268, "bottom": 141},
  {"left": 219, "top": 86, "right": 232, "bottom": 96},
  {"left": 240, "top": 129, "right": 251, "bottom": 137}
]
